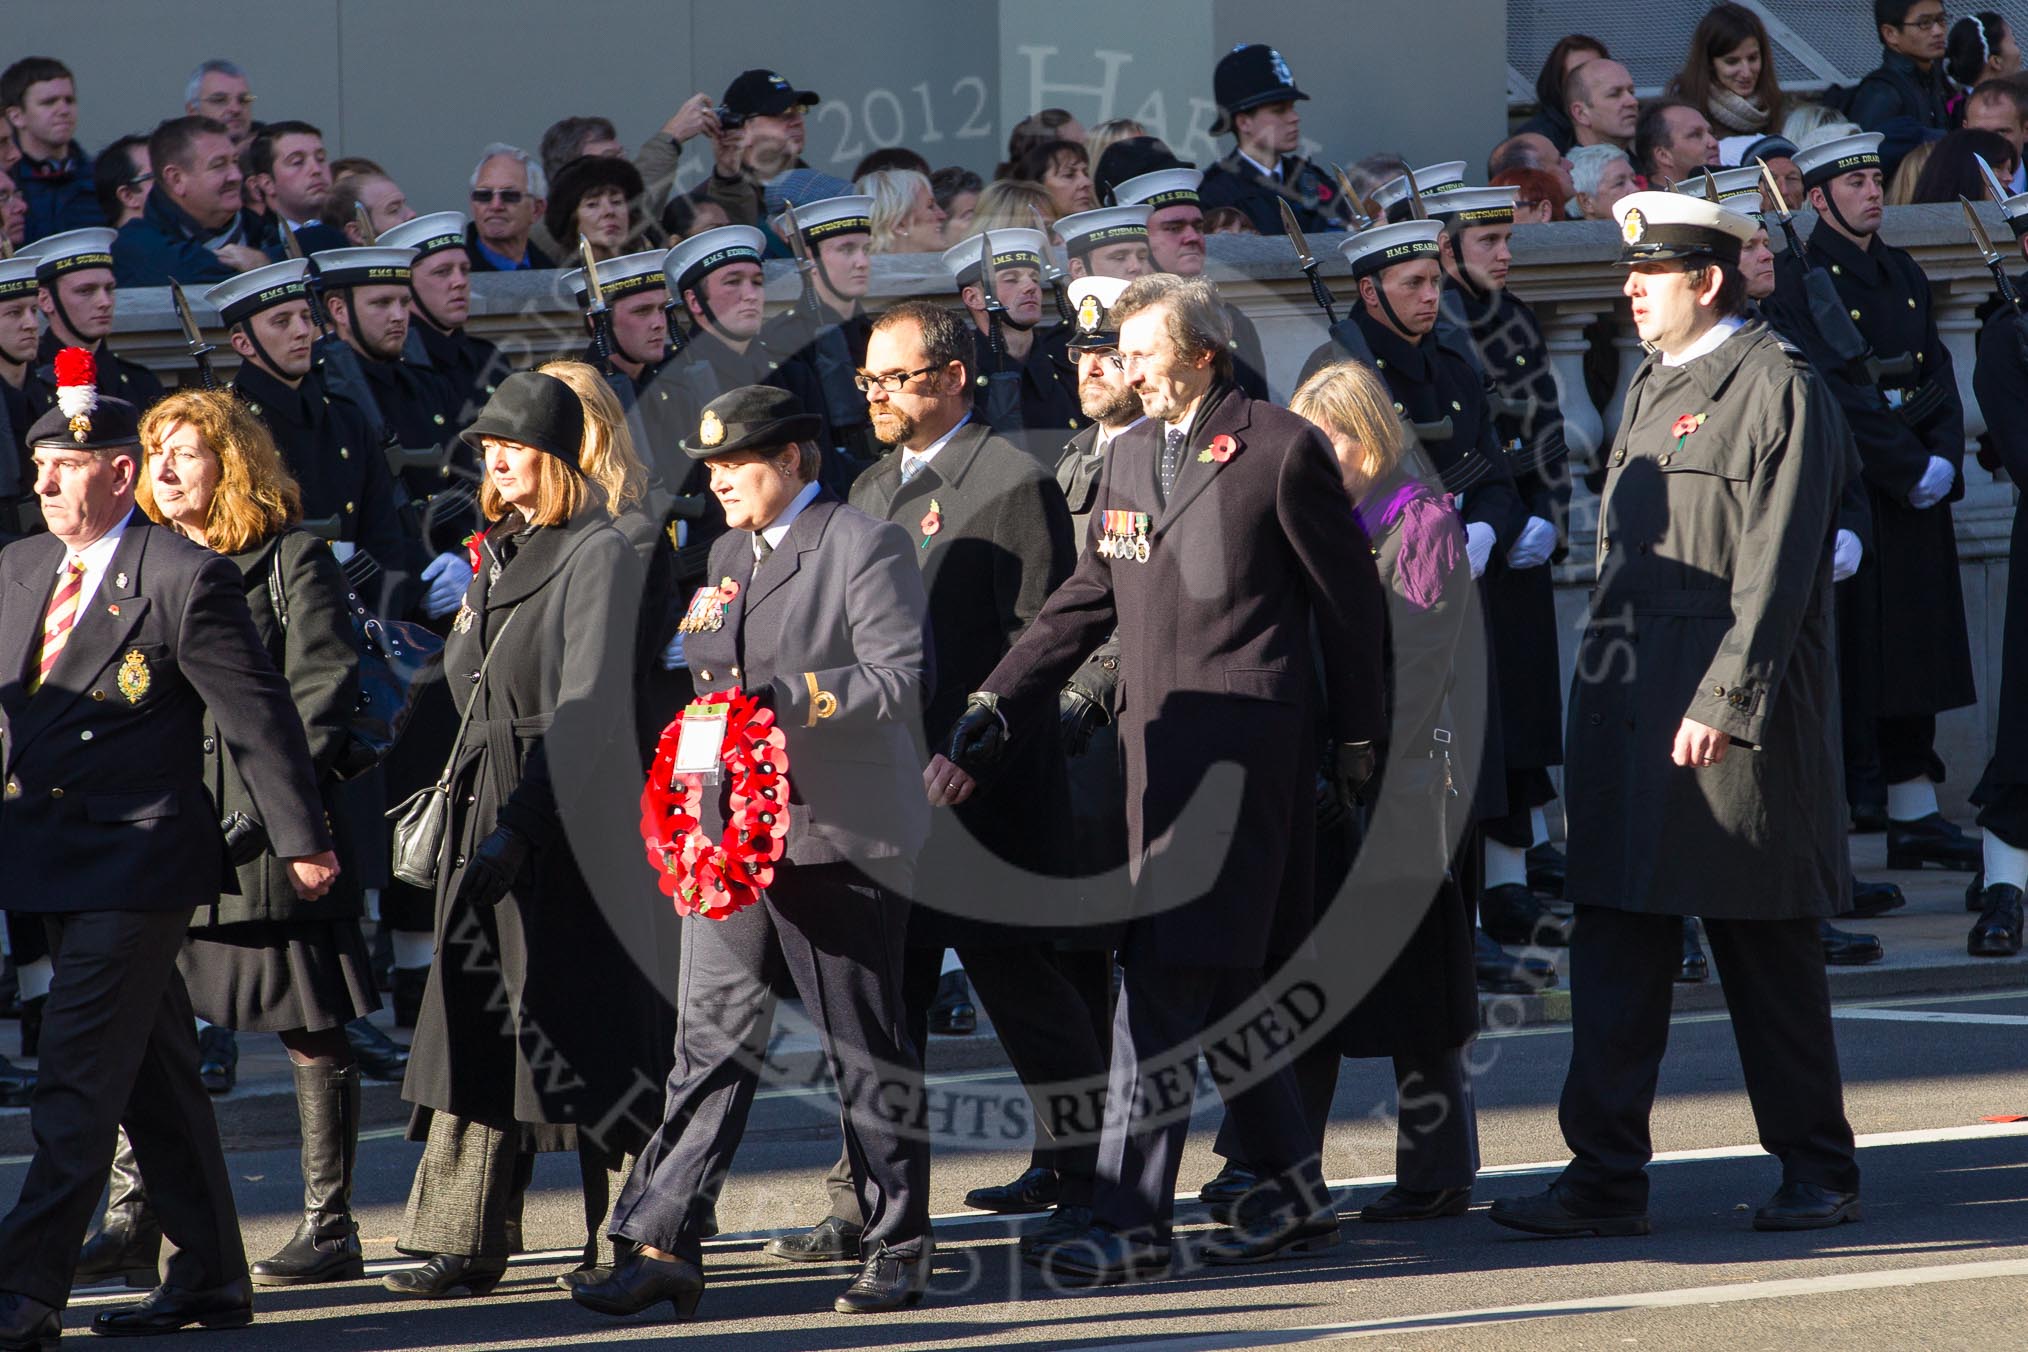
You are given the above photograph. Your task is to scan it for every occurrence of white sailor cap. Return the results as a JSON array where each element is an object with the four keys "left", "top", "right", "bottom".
[
  {"left": 1673, "top": 166, "right": 1763, "bottom": 208},
  {"left": 1792, "top": 133, "right": 1884, "bottom": 190},
  {"left": 1066, "top": 274, "right": 1130, "bottom": 348},
  {"left": 941, "top": 228, "right": 1048, "bottom": 287},
  {"left": 1612, "top": 190, "right": 1758, "bottom": 266},
  {"left": 377, "top": 211, "right": 469, "bottom": 260},
  {"left": 1053, "top": 205, "right": 1151, "bottom": 257},
  {"left": 203, "top": 259, "right": 311, "bottom": 326},
  {"left": 1422, "top": 186, "right": 1517, "bottom": 229},
  {"left": 771, "top": 194, "right": 874, "bottom": 244},
  {"left": 0, "top": 254, "right": 41, "bottom": 301},
  {"left": 663, "top": 225, "right": 766, "bottom": 295},
  {"left": 1339, "top": 219, "right": 1444, "bottom": 278},
  {"left": 1374, "top": 162, "right": 1469, "bottom": 220},
  {"left": 29, "top": 227, "right": 118, "bottom": 283},
  {"left": 310, "top": 246, "right": 418, "bottom": 288},
  {"left": 1110, "top": 167, "right": 1203, "bottom": 210},
  {"left": 561, "top": 248, "right": 668, "bottom": 305}
]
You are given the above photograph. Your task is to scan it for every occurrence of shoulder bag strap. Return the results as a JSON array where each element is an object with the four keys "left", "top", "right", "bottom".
[{"left": 433, "top": 608, "right": 518, "bottom": 790}]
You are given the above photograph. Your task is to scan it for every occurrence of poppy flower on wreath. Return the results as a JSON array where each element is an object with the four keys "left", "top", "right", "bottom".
[
  {"left": 1198, "top": 433, "right": 1240, "bottom": 464},
  {"left": 639, "top": 687, "right": 793, "bottom": 920}
]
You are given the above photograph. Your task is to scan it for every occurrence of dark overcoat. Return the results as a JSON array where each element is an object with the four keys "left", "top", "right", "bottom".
[
  {"left": 401, "top": 504, "right": 662, "bottom": 1151},
  {"left": 194, "top": 529, "right": 363, "bottom": 927},
  {"left": 0, "top": 513, "right": 330, "bottom": 913},
  {"left": 1971, "top": 305, "right": 2028, "bottom": 837},
  {"left": 850, "top": 418, "right": 1077, "bottom": 945},
  {"left": 1565, "top": 322, "right": 1849, "bottom": 919},
  {"left": 979, "top": 383, "right": 1387, "bottom": 969}
]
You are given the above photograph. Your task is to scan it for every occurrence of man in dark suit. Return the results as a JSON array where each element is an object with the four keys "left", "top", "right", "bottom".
[
  {"left": 0, "top": 379, "right": 336, "bottom": 1343},
  {"left": 580, "top": 386, "right": 936, "bottom": 1319},
  {"left": 940, "top": 273, "right": 1388, "bottom": 1284}
]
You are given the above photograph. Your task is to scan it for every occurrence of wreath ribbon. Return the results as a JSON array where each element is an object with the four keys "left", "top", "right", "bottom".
[{"left": 638, "top": 687, "right": 793, "bottom": 919}]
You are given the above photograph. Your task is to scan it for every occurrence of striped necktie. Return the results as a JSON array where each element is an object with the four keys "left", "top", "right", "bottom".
[
  {"left": 900, "top": 454, "right": 925, "bottom": 484},
  {"left": 29, "top": 557, "right": 86, "bottom": 695}
]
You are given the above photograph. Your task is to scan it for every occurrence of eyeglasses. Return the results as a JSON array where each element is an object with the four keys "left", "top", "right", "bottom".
[
  {"left": 470, "top": 189, "right": 527, "bottom": 205},
  {"left": 1898, "top": 11, "right": 1951, "bottom": 31},
  {"left": 853, "top": 364, "right": 940, "bottom": 393},
  {"left": 1069, "top": 348, "right": 1124, "bottom": 369},
  {"left": 126, "top": 172, "right": 153, "bottom": 189},
  {"left": 201, "top": 92, "right": 257, "bottom": 109}
]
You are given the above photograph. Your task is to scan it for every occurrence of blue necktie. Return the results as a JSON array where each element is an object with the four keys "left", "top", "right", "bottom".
[{"left": 1160, "top": 426, "right": 1185, "bottom": 499}]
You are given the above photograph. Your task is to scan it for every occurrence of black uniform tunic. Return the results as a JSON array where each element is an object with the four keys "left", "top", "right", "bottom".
[
  {"left": 24, "top": 330, "right": 164, "bottom": 423},
  {"left": 967, "top": 324, "right": 1085, "bottom": 466},
  {"left": 1971, "top": 301, "right": 2028, "bottom": 846}
]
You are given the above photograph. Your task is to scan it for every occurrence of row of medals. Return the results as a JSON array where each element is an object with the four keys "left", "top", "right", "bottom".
[
  {"left": 678, "top": 576, "right": 742, "bottom": 634},
  {"left": 1097, "top": 510, "right": 1152, "bottom": 562}
]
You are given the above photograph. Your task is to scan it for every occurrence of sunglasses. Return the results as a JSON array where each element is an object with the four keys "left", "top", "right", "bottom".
[{"left": 470, "top": 189, "right": 527, "bottom": 205}]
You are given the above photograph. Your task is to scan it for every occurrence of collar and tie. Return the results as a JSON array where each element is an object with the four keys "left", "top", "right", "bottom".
[
  {"left": 1159, "top": 425, "right": 1186, "bottom": 499},
  {"left": 29, "top": 557, "right": 86, "bottom": 695},
  {"left": 899, "top": 453, "right": 927, "bottom": 485},
  {"left": 751, "top": 533, "right": 774, "bottom": 577}
]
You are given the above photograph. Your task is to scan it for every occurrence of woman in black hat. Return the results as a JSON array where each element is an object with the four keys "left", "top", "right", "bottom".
[
  {"left": 545, "top": 155, "right": 666, "bottom": 262},
  {"left": 384, "top": 371, "right": 663, "bottom": 1298}
]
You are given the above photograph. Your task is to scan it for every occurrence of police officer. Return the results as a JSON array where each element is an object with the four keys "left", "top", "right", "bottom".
[
  {"left": 1199, "top": 44, "right": 1349, "bottom": 236},
  {"left": 762, "top": 194, "right": 881, "bottom": 479},
  {"left": 940, "top": 228, "right": 1082, "bottom": 461},
  {"left": 1106, "top": 153, "right": 1271, "bottom": 400},
  {"left": 22, "top": 227, "right": 163, "bottom": 424},
  {"left": 1793, "top": 132, "right": 1980, "bottom": 871},
  {"left": 378, "top": 212, "right": 514, "bottom": 429},
  {"left": 1967, "top": 182, "right": 2028, "bottom": 953},
  {"left": 1491, "top": 191, "right": 1860, "bottom": 1238}
]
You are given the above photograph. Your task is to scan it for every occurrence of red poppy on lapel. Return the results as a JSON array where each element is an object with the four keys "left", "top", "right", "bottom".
[
  {"left": 919, "top": 498, "right": 943, "bottom": 549},
  {"left": 1197, "top": 433, "right": 1240, "bottom": 464},
  {"left": 463, "top": 528, "right": 487, "bottom": 572}
]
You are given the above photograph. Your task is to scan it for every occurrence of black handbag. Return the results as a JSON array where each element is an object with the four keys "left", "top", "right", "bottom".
[
  {"left": 385, "top": 609, "right": 517, "bottom": 890},
  {"left": 269, "top": 538, "right": 445, "bottom": 781}
]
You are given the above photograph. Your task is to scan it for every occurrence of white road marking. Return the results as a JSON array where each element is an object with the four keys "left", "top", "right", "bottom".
[
  {"left": 1833, "top": 1008, "right": 2028, "bottom": 1027},
  {"left": 1094, "top": 1256, "right": 2028, "bottom": 1349}
]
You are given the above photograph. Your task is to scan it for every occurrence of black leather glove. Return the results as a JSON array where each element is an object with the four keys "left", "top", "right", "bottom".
[
  {"left": 946, "top": 693, "right": 1007, "bottom": 774},
  {"left": 1333, "top": 740, "right": 1378, "bottom": 816},
  {"left": 456, "top": 827, "right": 530, "bottom": 910},
  {"left": 220, "top": 812, "right": 270, "bottom": 868},
  {"left": 1058, "top": 684, "right": 1107, "bottom": 757},
  {"left": 1313, "top": 771, "right": 1350, "bottom": 832}
]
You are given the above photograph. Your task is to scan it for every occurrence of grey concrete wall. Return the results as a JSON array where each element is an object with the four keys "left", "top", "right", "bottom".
[{"left": 7, "top": 1, "right": 1506, "bottom": 219}]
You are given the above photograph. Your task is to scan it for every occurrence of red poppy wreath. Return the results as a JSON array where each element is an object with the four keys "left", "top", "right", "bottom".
[{"left": 639, "top": 688, "right": 792, "bottom": 919}]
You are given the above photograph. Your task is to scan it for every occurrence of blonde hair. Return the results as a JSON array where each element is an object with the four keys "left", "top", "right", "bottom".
[
  {"left": 1886, "top": 140, "right": 1935, "bottom": 207},
  {"left": 537, "top": 359, "right": 646, "bottom": 518},
  {"left": 476, "top": 440, "right": 594, "bottom": 526},
  {"left": 1290, "top": 360, "right": 1409, "bottom": 500},
  {"left": 970, "top": 178, "right": 1058, "bottom": 235},
  {"left": 1084, "top": 119, "right": 1148, "bottom": 176},
  {"left": 136, "top": 389, "right": 302, "bottom": 554},
  {"left": 860, "top": 168, "right": 934, "bottom": 253}
]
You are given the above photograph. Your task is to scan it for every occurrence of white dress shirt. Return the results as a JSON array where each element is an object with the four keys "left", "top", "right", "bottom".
[
  {"left": 61, "top": 508, "right": 133, "bottom": 615},
  {"left": 755, "top": 480, "right": 823, "bottom": 561},
  {"left": 1659, "top": 315, "right": 1745, "bottom": 368},
  {"left": 900, "top": 411, "right": 974, "bottom": 481}
]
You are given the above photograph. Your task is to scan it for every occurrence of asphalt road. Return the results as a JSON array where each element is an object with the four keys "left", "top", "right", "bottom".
[{"left": 23, "top": 986, "right": 2028, "bottom": 1350}]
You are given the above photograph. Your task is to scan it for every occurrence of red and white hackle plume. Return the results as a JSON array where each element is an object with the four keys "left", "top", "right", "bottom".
[{"left": 53, "top": 346, "right": 97, "bottom": 442}]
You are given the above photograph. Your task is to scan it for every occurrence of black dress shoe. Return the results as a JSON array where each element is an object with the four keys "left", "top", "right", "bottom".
[
  {"left": 1035, "top": 1227, "right": 1171, "bottom": 1287},
  {"left": 342, "top": 1018, "right": 409, "bottom": 1082},
  {"left": 380, "top": 1253, "right": 507, "bottom": 1299},
  {"left": 570, "top": 1252, "right": 704, "bottom": 1319},
  {"left": 90, "top": 1280, "right": 253, "bottom": 1336},
  {"left": 1200, "top": 1207, "right": 1341, "bottom": 1264},
  {"left": 1359, "top": 1184, "right": 1472, "bottom": 1222},
  {"left": 1197, "top": 1162, "right": 1259, "bottom": 1207},
  {"left": 964, "top": 1166, "right": 1060, "bottom": 1214},
  {"left": 927, "top": 971, "right": 976, "bottom": 1036},
  {"left": 1849, "top": 800, "right": 1888, "bottom": 834},
  {"left": 1526, "top": 842, "right": 1567, "bottom": 896},
  {"left": 0, "top": 1055, "right": 33, "bottom": 1109},
  {"left": 1481, "top": 883, "right": 1573, "bottom": 947},
  {"left": 1488, "top": 1183, "right": 1649, "bottom": 1237},
  {"left": 1018, "top": 1204, "right": 1095, "bottom": 1259},
  {"left": 76, "top": 1223, "right": 162, "bottom": 1290},
  {"left": 833, "top": 1243, "right": 930, "bottom": 1314},
  {"left": 1475, "top": 930, "right": 1558, "bottom": 994},
  {"left": 197, "top": 1026, "right": 237, "bottom": 1095},
  {"left": 763, "top": 1215, "right": 863, "bottom": 1263},
  {"left": 1846, "top": 879, "right": 1906, "bottom": 918},
  {"left": 1885, "top": 813, "right": 1982, "bottom": 871},
  {"left": 1677, "top": 919, "right": 1709, "bottom": 983},
  {"left": 1969, "top": 884, "right": 2026, "bottom": 957},
  {"left": 1753, "top": 1180, "right": 1861, "bottom": 1231},
  {"left": 17, "top": 997, "right": 42, "bottom": 1061},
  {"left": 0, "top": 1292, "right": 59, "bottom": 1351},
  {"left": 1820, "top": 921, "right": 1883, "bottom": 966}
]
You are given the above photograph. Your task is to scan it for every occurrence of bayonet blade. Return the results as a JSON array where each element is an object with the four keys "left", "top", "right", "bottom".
[
  {"left": 1403, "top": 164, "right": 1429, "bottom": 222},
  {"left": 1755, "top": 156, "right": 1793, "bottom": 221},
  {"left": 1330, "top": 163, "right": 1371, "bottom": 230},
  {"left": 780, "top": 199, "right": 813, "bottom": 269},
  {"left": 280, "top": 223, "right": 305, "bottom": 260},
  {"left": 1962, "top": 195, "right": 2003, "bottom": 263},
  {"left": 169, "top": 280, "right": 206, "bottom": 348},
  {"left": 578, "top": 234, "right": 608, "bottom": 314},
  {"left": 1700, "top": 168, "right": 1722, "bottom": 205},
  {"left": 1278, "top": 198, "right": 1316, "bottom": 267},
  {"left": 976, "top": 230, "right": 1002, "bottom": 313},
  {"left": 352, "top": 202, "right": 378, "bottom": 246},
  {"left": 1975, "top": 152, "right": 2012, "bottom": 208}
]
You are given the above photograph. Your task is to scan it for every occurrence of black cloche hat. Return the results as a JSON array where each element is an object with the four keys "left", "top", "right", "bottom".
[{"left": 460, "top": 371, "right": 585, "bottom": 467}]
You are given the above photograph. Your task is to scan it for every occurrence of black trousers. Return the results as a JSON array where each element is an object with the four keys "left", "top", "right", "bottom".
[
  {"left": 1558, "top": 906, "right": 1859, "bottom": 1211},
  {"left": 1091, "top": 962, "right": 1327, "bottom": 1241},
  {"left": 609, "top": 863, "right": 929, "bottom": 1265},
  {"left": 1878, "top": 714, "right": 1942, "bottom": 790},
  {"left": 0, "top": 910, "right": 244, "bottom": 1307},
  {"left": 824, "top": 941, "right": 1113, "bottom": 1219}
]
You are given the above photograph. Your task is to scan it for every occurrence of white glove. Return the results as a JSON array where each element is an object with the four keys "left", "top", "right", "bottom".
[
  {"left": 1907, "top": 455, "right": 1955, "bottom": 509},
  {"left": 420, "top": 552, "right": 473, "bottom": 619},
  {"left": 1506, "top": 516, "right": 1557, "bottom": 570},
  {"left": 660, "top": 632, "right": 688, "bottom": 670},
  {"left": 1464, "top": 521, "right": 1496, "bottom": 579},
  {"left": 1832, "top": 528, "right": 1862, "bottom": 582}
]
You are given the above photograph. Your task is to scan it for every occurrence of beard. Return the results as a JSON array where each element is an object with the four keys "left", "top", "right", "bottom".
[
  {"left": 871, "top": 404, "right": 917, "bottom": 447},
  {"left": 1079, "top": 380, "right": 1139, "bottom": 425}
]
